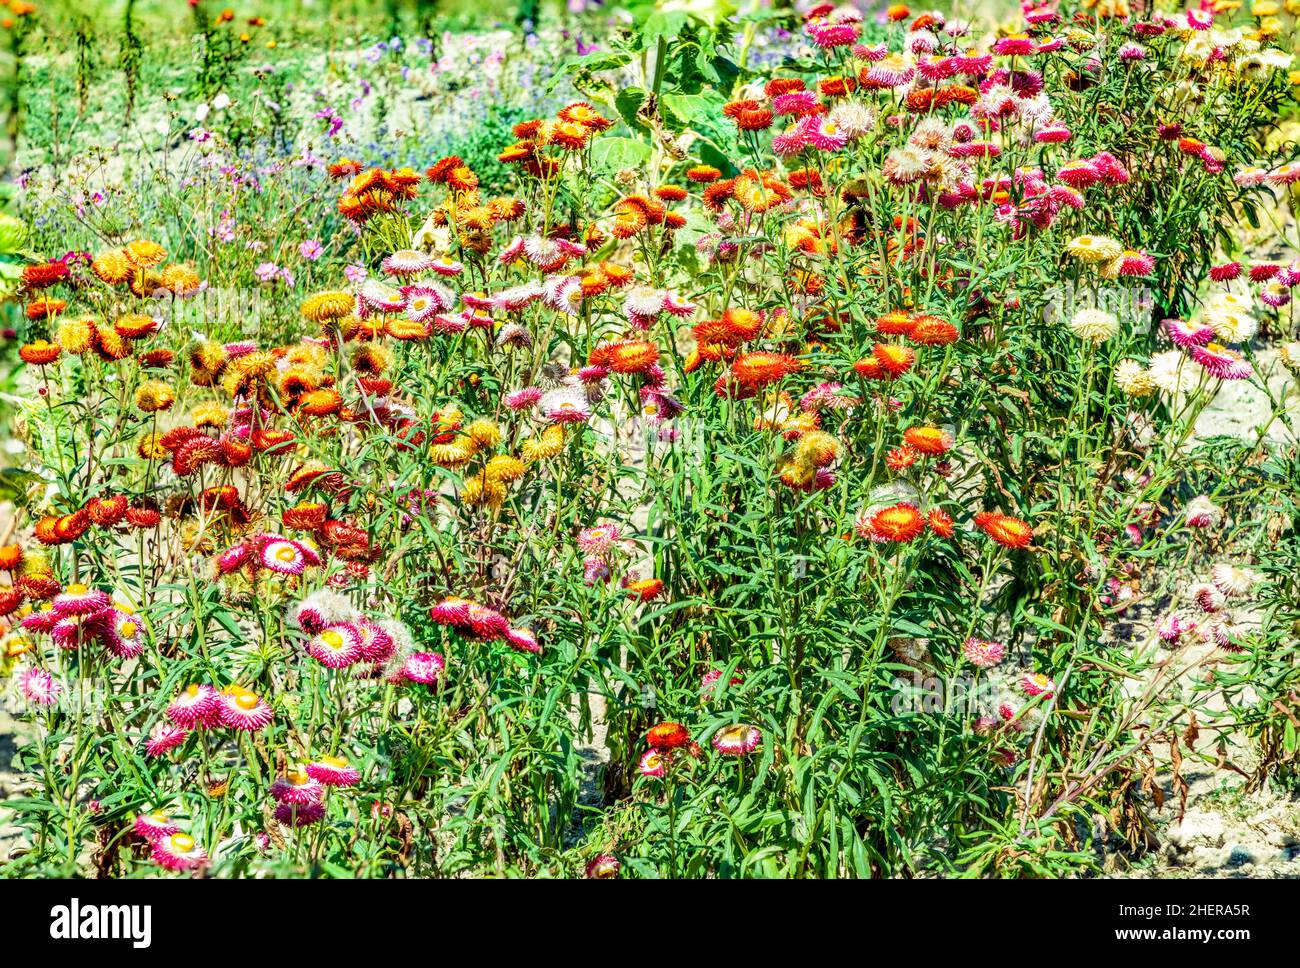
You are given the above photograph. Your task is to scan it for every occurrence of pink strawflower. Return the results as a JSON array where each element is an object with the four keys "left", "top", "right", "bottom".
[
  {"left": 152, "top": 832, "right": 208, "bottom": 871},
  {"left": 1156, "top": 613, "right": 1185, "bottom": 644},
  {"left": 712, "top": 724, "right": 762, "bottom": 755},
  {"left": 1020, "top": 673, "right": 1057, "bottom": 698},
  {"left": 218, "top": 687, "right": 274, "bottom": 732},
  {"left": 51, "top": 585, "right": 111, "bottom": 618},
  {"left": 1184, "top": 495, "right": 1222, "bottom": 529},
  {"left": 306, "top": 756, "right": 361, "bottom": 787},
  {"left": 538, "top": 386, "right": 591, "bottom": 424},
  {"left": 639, "top": 748, "right": 667, "bottom": 778},
  {"left": 505, "top": 626, "right": 542, "bottom": 655},
  {"left": 701, "top": 668, "right": 744, "bottom": 698},
  {"left": 1191, "top": 582, "right": 1226, "bottom": 613},
  {"left": 134, "top": 811, "right": 179, "bottom": 842},
  {"left": 381, "top": 249, "right": 437, "bottom": 277},
  {"left": 401, "top": 284, "right": 454, "bottom": 322},
  {"left": 270, "top": 769, "right": 325, "bottom": 806},
  {"left": 167, "top": 684, "right": 223, "bottom": 728},
  {"left": 962, "top": 637, "right": 1006, "bottom": 668},
  {"left": 19, "top": 667, "right": 61, "bottom": 706},
  {"left": 402, "top": 651, "right": 445, "bottom": 685},
  {"left": 577, "top": 524, "right": 622, "bottom": 556},
  {"left": 145, "top": 723, "right": 190, "bottom": 757}
]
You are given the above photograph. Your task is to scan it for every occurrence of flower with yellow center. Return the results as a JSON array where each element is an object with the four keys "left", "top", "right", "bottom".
[{"left": 1065, "top": 235, "right": 1124, "bottom": 264}]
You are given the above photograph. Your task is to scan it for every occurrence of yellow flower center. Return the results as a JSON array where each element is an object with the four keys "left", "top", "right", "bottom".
[
  {"left": 321, "top": 630, "right": 344, "bottom": 649},
  {"left": 170, "top": 833, "right": 195, "bottom": 852},
  {"left": 275, "top": 545, "right": 298, "bottom": 563},
  {"left": 236, "top": 693, "right": 259, "bottom": 710},
  {"left": 66, "top": 583, "right": 89, "bottom": 594},
  {"left": 120, "top": 621, "right": 138, "bottom": 638}
]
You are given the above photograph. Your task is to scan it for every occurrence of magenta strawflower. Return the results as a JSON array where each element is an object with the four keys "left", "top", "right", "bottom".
[
  {"left": 1191, "top": 343, "right": 1251, "bottom": 380},
  {"left": 402, "top": 651, "right": 445, "bottom": 685},
  {"left": 271, "top": 769, "right": 325, "bottom": 806},
  {"left": 307, "top": 624, "right": 363, "bottom": 668},
  {"left": 585, "top": 854, "right": 620, "bottom": 878},
  {"left": 19, "top": 667, "right": 61, "bottom": 706},
  {"left": 505, "top": 626, "right": 542, "bottom": 654},
  {"left": 430, "top": 596, "right": 473, "bottom": 626},
  {"left": 259, "top": 537, "right": 318, "bottom": 575},
  {"left": 134, "top": 811, "right": 179, "bottom": 842},
  {"left": 167, "top": 684, "right": 223, "bottom": 728},
  {"left": 306, "top": 756, "right": 360, "bottom": 787},
  {"left": 504, "top": 386, "right": 544, "bottom": 410},
  {"left": 355, "top": 618, "right": 395, "bottom": 662},
  {"left": 152, "top": 832, "right": 208, "bottom": 871},
  {"left": 466, "top": 603, "right": 509, "bottom": 639},
  {"left": 144, "top": 723, "right": 190, "bottom": 757},
  {"left": 218, "top": 686, "right": 274, "bottom": 732},
  {"left": 274, "top": 801, "right": 326, "bottom": 827},
  {"left": 1165, "top": 318, "right": 1215, "bottom": 348},
  {"left": 98, "top": 608, "right": 146, "bottom": 658},
  {"left": 712, "top": 724, "right": 762, "bottom": 755}
]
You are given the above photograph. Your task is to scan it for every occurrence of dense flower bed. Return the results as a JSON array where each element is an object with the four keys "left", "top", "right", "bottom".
[{"left": 0, "top": 0, "right": 1298, "bottom": 878}]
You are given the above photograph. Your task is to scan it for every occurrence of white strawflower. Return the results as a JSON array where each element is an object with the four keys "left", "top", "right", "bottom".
[
  {"left": 1211, "top": 563, "right": 1259, "bottom": 597},
  {"left": 828, "top": 101, "right": 878, "bottom": 140},
  {"left": 1147, "top": 350, "right": 1196, "bottom": 394},
  {"left": 1202, "top": 293, "right": 1257, "bottom": 343},
  {"left": 1114, "top": 359, "right": 1155, "bottom": 398},
  {"left": 1067, "top": 308, "right": 1119, "bottom": 343}
]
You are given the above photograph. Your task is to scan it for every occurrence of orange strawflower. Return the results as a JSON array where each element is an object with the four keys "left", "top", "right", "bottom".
[{"left": 974, "top": 511, "right": 1034, "bottom": 549}]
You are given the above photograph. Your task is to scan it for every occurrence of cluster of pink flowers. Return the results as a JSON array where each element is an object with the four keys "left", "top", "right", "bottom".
[
  {"left": 269, "top": 757, "right": 360, "bottom": 827},
  {"left": 1160, "top": 563, "right": 1259, "bottom": 653},
  {"left": 429, "top": 594, "right": 540, "bottom": 654},
  {"left": 134, "top": 811, "right": 208, "bottom": 871},
  {"left": 19, "top": 585, "right": 146, "bottom": 659},
  {"left": 147, "top": 683, "right": 274, "bottom": 757}
]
